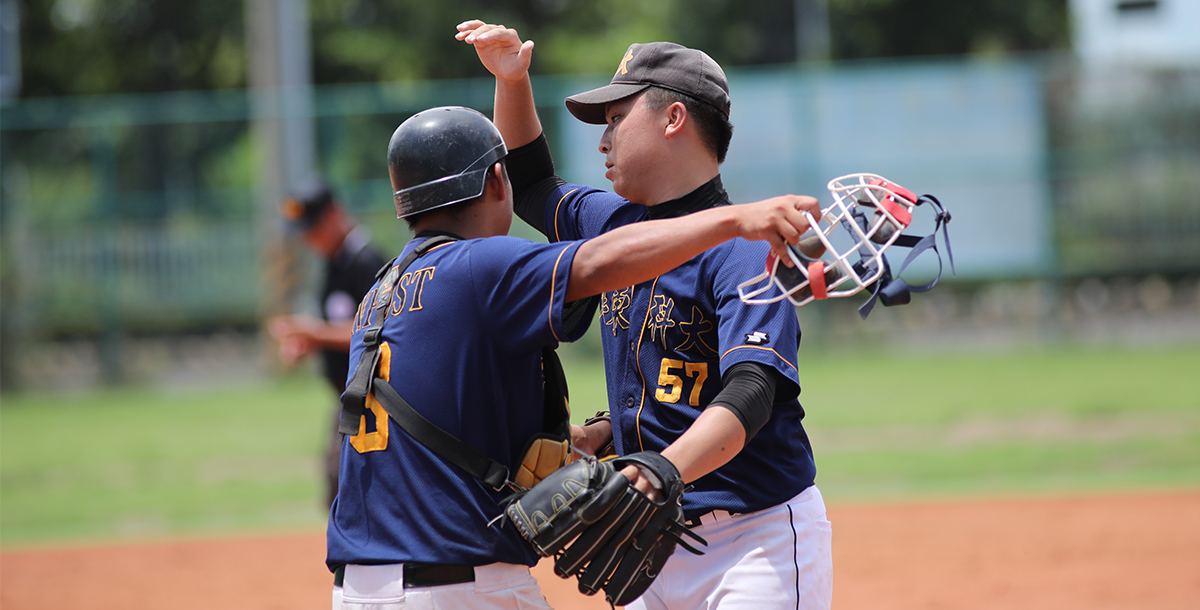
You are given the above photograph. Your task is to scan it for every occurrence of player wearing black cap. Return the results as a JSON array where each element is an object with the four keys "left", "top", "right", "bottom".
[
  {"left": 270, "top": 179, "right": 388, "bottom": 509},
  {"left": 460, "top": 20, "right": 834, "bottom": 610},
  {"left": 325, "top": 105, "right": 822, "bottom": 609}
]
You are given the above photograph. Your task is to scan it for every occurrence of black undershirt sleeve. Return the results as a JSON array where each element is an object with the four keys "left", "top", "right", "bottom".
[
  {"left": 506, "top": 133, "right": 566, "bottom": 237},
  {"left": 508, "top": 133, "right": 599, "bottom": 331},
  {"left": 708, "top": 361, "right": 778, "bottom": 446}
]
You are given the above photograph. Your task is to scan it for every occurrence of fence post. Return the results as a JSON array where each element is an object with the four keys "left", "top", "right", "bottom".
[
  {"left": 92, "top": 124, "right": 125, "bottom": 385},
  {"left": 247, "top": 0, "right": 317, "bottom": 373}
]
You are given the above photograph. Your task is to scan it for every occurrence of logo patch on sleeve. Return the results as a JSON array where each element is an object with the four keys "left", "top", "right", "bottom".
[{"left": 744, "top": 331, "right": 770, "bottom": 345}]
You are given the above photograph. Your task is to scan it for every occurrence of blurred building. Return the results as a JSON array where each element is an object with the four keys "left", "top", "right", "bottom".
[{"left": 1070, "top": 0, "right": 1200, "bottom": 69}]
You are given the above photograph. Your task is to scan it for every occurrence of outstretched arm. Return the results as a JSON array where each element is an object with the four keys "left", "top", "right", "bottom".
[
  {"left": 457, "top": 21, "right": 542, "bottom": 149},
  {"left": 565, "top": 194, "right": 822, "bottom": 302}
]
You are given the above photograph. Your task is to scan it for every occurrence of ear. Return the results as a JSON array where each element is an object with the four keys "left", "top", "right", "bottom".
[
  {"left": 485, "top": 162, "right": 509, "bottom": 201},
  {"left": 663, "top": 101, "right": 688, "bottom": 139}
]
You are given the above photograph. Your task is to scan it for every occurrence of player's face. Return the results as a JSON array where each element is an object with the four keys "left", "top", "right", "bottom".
[
  {"left": 303, "top": 206, "right": 344, "bottom": 258},
  {"left": 600, "top": 93, "right": 669, "bottom": 205}
]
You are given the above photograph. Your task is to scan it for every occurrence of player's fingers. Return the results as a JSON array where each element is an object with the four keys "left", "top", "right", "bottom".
[
  {"left": 806, "top": 206, "right": 821, "bottom": 225},
  {"left": 786, "top": 202, "right": 823, "bottom": 241},
  {"left": 774, "top": 210, "right": 803, "bottom": 245},
  {"left": 783, "top": 195, "right": 819, "bottom": 224},
  {"left": 279, "top": 339, "right": 304, "bottom": 364},
  {"left": 476, "top": 24, "right": 510, "bottom": 41},
  {"left": 473, "top": 28, "right": 523, "bottom": 51},
  {"left": 774, "top": 195, "right": 817, "bottom": 229},
  {"left": 460, "top": 23, "right": 505, "bottom": 44},
  {"left": 621, "top": 465, "right": 663, "bottom": 501},
  {"left": 460, "top": 26, "right": 491, "bottom": 44},
  {"left": 765, "top": 234, "right": 794, "bottom": 267},
  {"left": 795, "top": 195, "right": 822, "bottom": 223},
  {"left": 454, "top": 20, "right": 487, "bottom": 40},
  {"left": 618, "top": 464, "right": 639, "bottom": 483},
  {"left": 266, "top": 317, "right": 294, "bottom": 337}
]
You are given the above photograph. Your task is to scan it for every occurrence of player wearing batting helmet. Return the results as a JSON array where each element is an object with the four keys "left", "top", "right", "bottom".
[
  {"left": 325, "top": 106, "right": 822, "bottom": 609},
  {"left": 460, "top": 20, "right": 834, "bottom": 610}
]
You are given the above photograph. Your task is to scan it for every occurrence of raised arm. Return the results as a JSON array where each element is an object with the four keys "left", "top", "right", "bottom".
[
  {"left": 457, "top": 21, "right": 542, "bottom": 149},
  {"left": 565, "top": 194, "right": 822, "bottom": 302}
]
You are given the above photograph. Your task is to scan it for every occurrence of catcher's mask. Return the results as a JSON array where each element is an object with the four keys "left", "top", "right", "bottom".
[
  {"left": 387, "top": 106, "right": 508, "bottom": 219},
  {"left": 737, "top": 173, "right": 953, "bottom": 319}
]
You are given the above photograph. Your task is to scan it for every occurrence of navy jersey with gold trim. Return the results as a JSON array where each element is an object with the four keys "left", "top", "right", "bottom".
[
  {"left": 326, "top": 235, "right": 589, "bottom": 570},
  {"left": 542, "top": 179, "right": 817, "bottom": 519}
]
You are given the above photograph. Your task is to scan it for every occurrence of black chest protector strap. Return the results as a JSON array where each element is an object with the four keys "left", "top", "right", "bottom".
[
  {"left": 339, "top": 234, "right": 458, "bottom": 436},
  {"left": 368, "top": 346, "right": 568, "bottom": 491},
  {"left": 338, "top": 234, "right": 571, "bottom": 492}
]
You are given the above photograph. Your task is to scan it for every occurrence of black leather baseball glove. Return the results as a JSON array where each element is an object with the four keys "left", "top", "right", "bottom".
[{"left": 503, "top": 451, "right": 706, "bottom": 606}]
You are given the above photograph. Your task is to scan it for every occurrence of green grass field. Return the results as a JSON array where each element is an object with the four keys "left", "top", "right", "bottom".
[{"left": 3, "top": 344, "right": 1198, "bottom": 547}]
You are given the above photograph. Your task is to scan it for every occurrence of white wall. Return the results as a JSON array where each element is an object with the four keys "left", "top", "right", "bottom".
[
  {"left": 1071, "top": 0, "right": 1200, "bottom": 68},
  {"left": 558, "top": 60, "right": 1053, "bottom": 280}
]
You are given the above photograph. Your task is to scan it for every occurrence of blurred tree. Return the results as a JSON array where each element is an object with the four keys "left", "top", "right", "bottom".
[
  {"left": 308, "top": 0, "right": 798, "bottom": 81},
  {"left": 827, "top": 0, "right": 1070, "bottom": 60},
  {"left": 19, "top": 0, "right": 246, "bottom": 96},
  {"left": 15, "top": 1, "right": 252, "bottom": 224},
  {"left": 16, "top": 0, "right": 1069, "bottom": 96}
]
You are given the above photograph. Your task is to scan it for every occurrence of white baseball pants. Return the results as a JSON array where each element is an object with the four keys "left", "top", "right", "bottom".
[
  {"left": 332, "top": 562, "right": 552, "bottom": 610},
  {"left": 627, "top": 485, "right": 833, "bottom": 610}
]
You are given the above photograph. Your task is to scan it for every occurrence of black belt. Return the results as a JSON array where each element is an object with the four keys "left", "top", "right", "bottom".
[
  {"left": 404, "top": 563, "right": 476, "bottom": 588},
  {"left": 332, "top": 563, "right": 476, "bottom": 588}
]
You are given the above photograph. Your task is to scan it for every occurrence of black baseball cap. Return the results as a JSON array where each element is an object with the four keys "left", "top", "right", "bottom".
[
  {"left": 565, "top": 42, "right": 731, "bottom": 125},
  {"left": 281, "top": 179, "right": 334, "bottom": 231}
]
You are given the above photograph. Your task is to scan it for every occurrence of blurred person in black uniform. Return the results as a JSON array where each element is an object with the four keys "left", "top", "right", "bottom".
[{"left": 268, "top": 179, "right": 389, "bottom": 509}]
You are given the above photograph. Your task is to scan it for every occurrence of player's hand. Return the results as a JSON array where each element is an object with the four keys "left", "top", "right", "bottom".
[
  {"left": 619, "top": 464, "right": 664, "bottom": 502},
  {"left": 456, "top": 20, "right": 534, "bottom": 83},
  {"left": 570, "top": 420, "right": 614, "bottom": 457},
  {"left": 267, "top": 315, "right": 318, "bottom": 365},
  {"left": 734, "top": 195, "right": 822, "bottom": 267}
]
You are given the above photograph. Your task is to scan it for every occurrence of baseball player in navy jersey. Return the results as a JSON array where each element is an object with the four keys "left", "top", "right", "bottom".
[
  {"left": 326, "top": 106, "right": 820, "bottom": 609},
  {"left": 460, "top": 20, "right": 834, "bottom": 609}
]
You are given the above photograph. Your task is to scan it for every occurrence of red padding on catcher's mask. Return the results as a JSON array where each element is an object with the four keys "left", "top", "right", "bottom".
[
  {"left": 869, "top": 178, "right": 915, "bottom": 227},
  {"left": 870, "top": 178, "right": 917, "bottom": 203},
  {"left": 879, "top": 196, "right": 913, "bottom": 227},
  {"left": 808, "top": 261, "right": 829, "bottom": 299}
]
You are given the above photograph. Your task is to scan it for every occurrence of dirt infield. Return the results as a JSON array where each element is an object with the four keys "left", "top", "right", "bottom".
[{"left": 3, "top": 490, "right": 1197, "bottom": 610}]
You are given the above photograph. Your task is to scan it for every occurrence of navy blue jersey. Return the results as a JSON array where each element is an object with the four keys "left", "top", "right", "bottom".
[
  {"left": 326, "top": 234, "right": 588, "bottom": 569},
  {"left": 541, "top": 180, "right": 816, "bottom": 519}
]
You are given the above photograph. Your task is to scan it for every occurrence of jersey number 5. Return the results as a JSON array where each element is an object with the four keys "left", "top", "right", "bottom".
[
  {"left": 654, "top": 358, "right": 709, "bottom": 406},
  {"left": 349, "top": 342, "right": 392, "bottom": 453}
]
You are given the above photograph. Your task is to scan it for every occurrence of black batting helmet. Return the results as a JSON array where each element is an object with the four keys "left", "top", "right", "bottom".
[{"left": 387, "top": 106, "right": 508, "bottom": 219}]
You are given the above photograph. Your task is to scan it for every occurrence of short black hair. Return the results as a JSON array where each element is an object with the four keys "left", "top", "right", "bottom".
[{"left": 642, "top": 87, "right": 734, "bottom": 164}]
